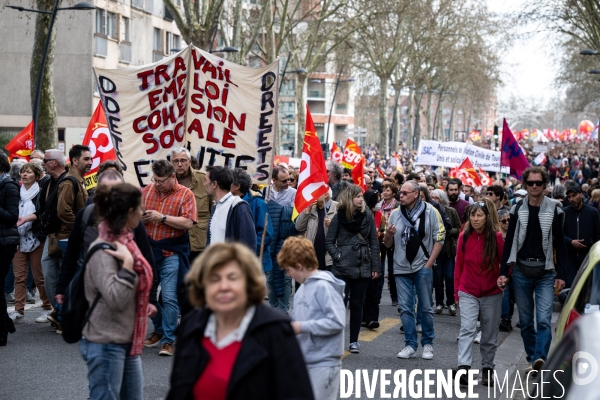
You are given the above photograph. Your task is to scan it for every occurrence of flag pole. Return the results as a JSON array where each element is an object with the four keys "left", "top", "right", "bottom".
[{"left": 259, "top": 163, "right": 274, "bottom": 262}]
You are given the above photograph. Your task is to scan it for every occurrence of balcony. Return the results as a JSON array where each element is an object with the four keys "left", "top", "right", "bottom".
[
  {"left": 94, "top": 35, "right": 107, "bottom": 57},
  {"left": 119, "top": 42, "right": 132, "bottom": 63},
  {"left": 307, "top": 90, "right": 325, "bottom": 99}
]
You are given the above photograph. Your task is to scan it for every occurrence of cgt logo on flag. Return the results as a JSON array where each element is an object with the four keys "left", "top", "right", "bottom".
[{"left": 82, "top": 102, "right": 117, "bottom": 190}]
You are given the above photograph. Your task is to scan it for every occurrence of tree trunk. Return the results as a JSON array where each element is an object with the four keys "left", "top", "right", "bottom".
[
  {"left": 392, "top": 88, "right": 400, "bottom": 152},
  {"left": 295, "top": 72, "right": 308, "bottom": 157},
  {"left": 448, "top": 99, "right": 456, "bottom": 141},
  {"left": 406, "top": 88, "right": 413, "bottom": 147},
  {"left": 413, "top": 92, "right": 423, "bottom": 150},
  {"left": 425, "top": 91, "right": 432, "bottom": 141},
  {"left": 31, "top": 0, "right": 61, "bottom": 151},
  {"left": 378, "top": 76, "right": 389, "bottom": 155}
]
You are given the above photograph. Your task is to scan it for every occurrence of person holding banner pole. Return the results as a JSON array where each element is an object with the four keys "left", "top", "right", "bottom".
[{"left": 170, "top": 147, "right": 212, "bottom": 263}]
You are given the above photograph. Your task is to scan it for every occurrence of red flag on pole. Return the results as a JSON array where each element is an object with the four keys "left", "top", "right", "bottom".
[
  {"left": 330, "top": 143, "right": 343, "bottom": 163},
  {"left": 5, "top": 121, "right": 34, "bottom": 161},
  {"left": 454, "top": 157, "right": 482, "bottom": 187},
  {"left": 82, "top": 102, "right": 116, "bottom": 190},
  {"left": 478, "top": 166, "right": 492, "bottom": 187},
  {"left": 351, "top": 159, "right": 366, "bottom": 192},
  {"left": 500, "top": 118, "right": 530, "bottom": 179},
  {"left": 292, "top": 105, "right": 329, "bottom": 219},
  {"left": 341, "top": 138, "right": 363, "bottom": 169}
]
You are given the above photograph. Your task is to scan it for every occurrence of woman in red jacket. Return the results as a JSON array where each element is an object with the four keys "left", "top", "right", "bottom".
[{"left": 454, "top": 201, "right": 504, "bottom": 387}]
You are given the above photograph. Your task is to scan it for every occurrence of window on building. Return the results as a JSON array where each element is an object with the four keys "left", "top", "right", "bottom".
[
  {"left": 166, "top": 32, "right": 181, "bottom": 54},
  {"left": 145, "top": 0, "right": 154, "bottom": 13},
  {"left": 336, "top": 103, "right": 347, "bottom": 112},
  {"left": 153, "top": 28, "right": 163, "bottom": 51},
  {"left": 95, "top": 9, "right": 117, "bottom": 39},
  {"left": 280, "top": 79, "right": 295, "bottom": 97},
  {"left": 401, "top": 106, "right": 408, "bottom": 115},
  {"left": 279, "top": 102, "right": 295, "bottom": 118},
  {"left": 281, "top": 124, "right": 295, "bottom": 141},
  {"left": 120, "top": 16, "right": 130, "bottom": 42},
  {"left": 131, "top": 0, "right": 143, "bottom": 9}
]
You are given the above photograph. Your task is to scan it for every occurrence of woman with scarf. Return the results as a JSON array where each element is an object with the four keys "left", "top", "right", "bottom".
[
  {"left": 377, "top": 182, "right": 399, "bottom": 306},
  {"left": 325, "top": 185, "right": 380, "bottom": 354},
  {"left": 454, "top": 201, "right": 504, "bottom": 386},
  {"left": 9, "top": 163, "right": 52, "bottom": 324},
  {"left": 80, "top": 183, "right": 155, "bottom": 399}
]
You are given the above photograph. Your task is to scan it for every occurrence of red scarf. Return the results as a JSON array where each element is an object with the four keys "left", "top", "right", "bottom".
[{"left": 98, "top": 221, "right": 153, "bottom": 356}]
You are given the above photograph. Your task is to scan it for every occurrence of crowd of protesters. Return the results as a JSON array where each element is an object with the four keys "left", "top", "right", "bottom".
[{"left": 2, "top": 139, "right": 600, "bottom": 399}]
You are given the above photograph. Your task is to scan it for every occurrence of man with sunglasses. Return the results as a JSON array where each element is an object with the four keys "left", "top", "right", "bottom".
[
  {"left": 486, "top": 185, "right": 510, "bottom": 213},
  {"left": 562, "top": 184, "right": 600, "bottom": 287},
  {"left": 267, "top": 165, "right": 296, "bottom": 207},
  {"left": 499, "top": 166, "right": 568, "bottom": 375}
]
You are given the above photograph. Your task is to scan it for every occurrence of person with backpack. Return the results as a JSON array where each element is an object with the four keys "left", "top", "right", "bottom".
[
  {"left": 325, "top": 185, "right": 381, "bottom": 354},
  {"left": 80, "top": 182, "right": 154, "bottom": 400},
  {"left": 55, "top": 169, "right": 155, "bottom": 310},
  {"left": 0, "top": 152, "right": 20, "bottom": 346},
  {"left": 9, "top": 162, "right": 52, "bottom": 324}
]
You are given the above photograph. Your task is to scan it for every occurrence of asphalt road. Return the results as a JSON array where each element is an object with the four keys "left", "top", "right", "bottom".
[{"left": 1, "top": 282, "right": 525, "bottom": 400}]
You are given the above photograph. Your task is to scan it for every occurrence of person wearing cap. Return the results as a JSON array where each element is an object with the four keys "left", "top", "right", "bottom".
[
  {"left": 512, "top": 189, "right": 527, "bottom": 205},
  {"left": 562, "top": 184, "right": 600, "bottom": 287}
]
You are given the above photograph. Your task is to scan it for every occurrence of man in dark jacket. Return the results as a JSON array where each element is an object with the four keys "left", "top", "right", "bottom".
[
  {"left": 563, "top": 184, "right": 600, "bottom": 287},
  {"left": 55, "top": 169, "right": 156, "bottom": 305},
  {"left": 204, "top": 166, "right": 256, "bottom": 250}
]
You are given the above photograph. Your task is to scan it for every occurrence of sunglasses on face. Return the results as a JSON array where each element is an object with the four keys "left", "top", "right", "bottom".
[
  {"left": 526, "top": 180, "right": 544, "bottom": 187},
  {"left": 500, "top": 219, "right": 510, "bottom": 224},
  {"left": 277, "top": 178, "right": 293, "bottom": 183},
  {"left": 474, "top": 201, "right": 489, "bottom": 213}
]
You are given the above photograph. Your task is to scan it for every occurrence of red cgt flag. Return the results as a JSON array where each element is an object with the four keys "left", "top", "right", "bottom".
[
  {"left": 292, "top": 105, "right": 329, "bottom": 219},
  {"left": 351, "top": 159, "right": 366, "bottom": 192},
  {"left": 478, "top": 166, "right": 492, "bottom": 187},
  {"left": 5, "top": 121, "right": 34, "bottom": 161},
  {"left": 454, "top": 157, "right": 482, "bottom": 188},
  {"left": 82, "top": 102, "right": 117, "bottom": 190},
  {"left": 341, "top": 138, "right": 363, "bottom": 169},
  {"left": 330, "top": 143, "right": 343, "bottom": 163}
]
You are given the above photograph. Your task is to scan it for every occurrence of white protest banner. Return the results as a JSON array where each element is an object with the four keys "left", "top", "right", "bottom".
[
  {"left": 416, "top": 140, "right": 508, "bottom": 172},
  {"left": 94, "top": 45, "right": 278, "bottom": 186}
]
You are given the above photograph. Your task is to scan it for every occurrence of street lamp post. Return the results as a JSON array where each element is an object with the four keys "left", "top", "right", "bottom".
[
  {"left": 322, "top": 65, "right": 355, "bottom": 150},
  {"left": 7, "top": 0, "right": 95, "bottom": 146}
]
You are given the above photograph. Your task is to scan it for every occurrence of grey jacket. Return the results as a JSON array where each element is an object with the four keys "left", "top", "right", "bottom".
[
  {"left": 295, "top": 201, "right": 339, "bottom": 266},
  {"left": 293, "top": 271, "right": 345, "bottom": 367},
  {"left": 325, "top": 208, "right": 380, "bottom": 279},
  {"left": 387, "top": 202, "right": 446, "bottom": 275}
]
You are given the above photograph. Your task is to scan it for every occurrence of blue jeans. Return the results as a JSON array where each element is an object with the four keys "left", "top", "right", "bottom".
[
  {"left": 151, "top": 255, "right": 180, "bottom": 345},
  {"left": 501, "top": 281, "right": 515, "bottom": 320},
  {"left": 512, "top": 266, "right": 555, "bottom": 362},
  {"left": 395, "top": 267, "right": 435, "bottom": 350},
  {"left": 434, "top": 253, "right": 455, "bottom": 306},
  {"left": 79, "top": 338, "right": 143, "bottom": 400},
  {"left": 41, "top": 240, "right": 62, "bottom": 311},
  {"left": 266, "top": 270, "right": 291, "bottom": 313}
]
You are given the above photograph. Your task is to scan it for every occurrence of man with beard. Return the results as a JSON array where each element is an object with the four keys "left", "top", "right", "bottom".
[
  {"left": 170, "top": 147, "right": 212, "bottom": 262},
  {"left": 562, "top": 184, "right": 600, "bottom": 287},
  {"left": 446, "top": 179, "right": 470, "bottom": 223}
]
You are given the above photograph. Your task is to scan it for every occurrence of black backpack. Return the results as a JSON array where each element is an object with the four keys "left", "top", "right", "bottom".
[
  {"left": 62, "top": 242, "right": 115, "bottom": 344},
  {"left": 40, "top": 174, "right": 80, "bottom": 235}
]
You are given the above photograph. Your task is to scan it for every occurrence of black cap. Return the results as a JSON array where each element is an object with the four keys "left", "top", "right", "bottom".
[{"left": 566, "top": 185, "right": 582, "bottom": 194}]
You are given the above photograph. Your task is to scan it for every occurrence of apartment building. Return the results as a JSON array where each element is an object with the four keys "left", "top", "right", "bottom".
[{"left": 0, "top": 0, "right": 182, "bottom": 151}]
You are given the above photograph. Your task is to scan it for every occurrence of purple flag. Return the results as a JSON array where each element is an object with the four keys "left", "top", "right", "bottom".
[{"left": 501, "top": 119, "right": 530, "bottom": 179}]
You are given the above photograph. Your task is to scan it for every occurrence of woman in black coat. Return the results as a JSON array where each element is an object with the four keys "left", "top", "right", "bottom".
[
  {"left": 325, "top": 184, "right": 380, "bottom": 355},
  {"left": 168, "top": 243, "right": 314, "bottom": 400},
  {"left": 0, "top": 152, "right": 22, "bottom": 346}
]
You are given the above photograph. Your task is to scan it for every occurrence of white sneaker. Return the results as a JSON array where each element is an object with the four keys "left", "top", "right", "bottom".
[
  {"left": 397, "top": 346, "right": 417, "bottom": 358},
  {"left": 8, "top": 310, "right": 24, "bottom": 323},
  {"left": 416, "top": 324, "right": 422, "bottom": 333},
  {"left": 474, "top": 331, "right": 482, "bottom": 344},
  {"left": 35, "top": 309, "right": 52, "bottom": 323},
  {"left": 434, "top": 304, "right": 443, "bottom": 314},
  {"left": 422, "top": 344, "right": 434, "bottom": 360}
]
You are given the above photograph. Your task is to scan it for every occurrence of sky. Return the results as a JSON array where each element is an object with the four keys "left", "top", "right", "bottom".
[{"left": 487, "top": 0, "right": 558, "bottom": 105}]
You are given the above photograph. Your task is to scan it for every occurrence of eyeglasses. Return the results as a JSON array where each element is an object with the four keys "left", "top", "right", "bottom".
[
  {"left": 171, "top": 158, "right": 189, "bottom": 165},
  {"left": 500, "top": 219, "right": 510, "bottom": 224},
  {"left": 152, "top": 175, "right": 172, "bottom": 185},
  {"left": 526, "top": 180, "right": 544, "bottom": 187},
  {"left": 486, "top": 192, "right": 494, "bottom": 196},
  {"left": 277, "top": 178, "right": 293, "bottom": 183},
  {"left": 399, "top": 190, "right": 416, "bottom": 196},
  {"left": 42, "top": 159, "right": 55, "bottom": 163}
]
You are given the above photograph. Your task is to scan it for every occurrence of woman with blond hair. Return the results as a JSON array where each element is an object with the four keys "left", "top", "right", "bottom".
[
  {"left": 168, "top": 243, "right": 313, "bottom": 400},
  {"left": 325, "top": 185, "right": 380, "bottom": 354}
]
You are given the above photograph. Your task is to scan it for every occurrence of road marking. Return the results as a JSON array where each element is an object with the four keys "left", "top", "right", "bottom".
[{"left": 341, "top": 318, "right": 400, "bottom": 359}]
